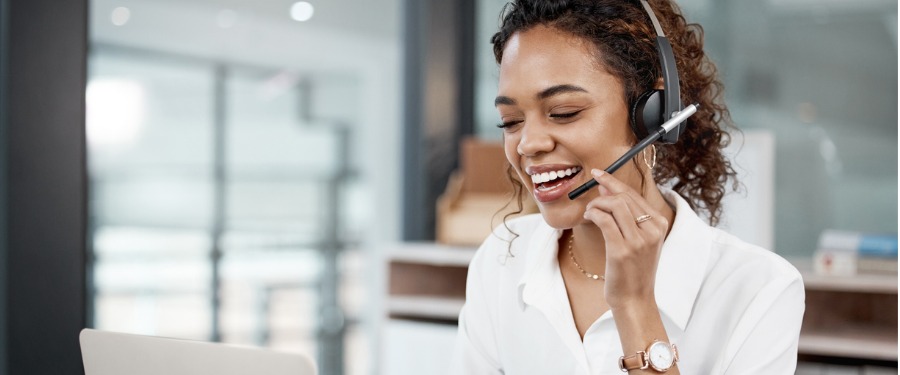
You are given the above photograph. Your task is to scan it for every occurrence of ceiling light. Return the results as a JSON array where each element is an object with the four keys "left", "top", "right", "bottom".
[
  {"left": 111, "top": 7, "right": 131, "bottom": 26},
  {"left": 290, "top": 2, "right": 314, "bottom": 22}
]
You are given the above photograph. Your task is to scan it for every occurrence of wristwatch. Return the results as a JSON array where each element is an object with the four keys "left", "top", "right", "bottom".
[{"left": 618, "top": 340, "right": 678, "bottom": 372}]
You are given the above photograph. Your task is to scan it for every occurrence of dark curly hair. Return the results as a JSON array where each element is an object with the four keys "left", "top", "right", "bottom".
[{"left": 492, "top": 0, "right": 738, "bottom": 225}]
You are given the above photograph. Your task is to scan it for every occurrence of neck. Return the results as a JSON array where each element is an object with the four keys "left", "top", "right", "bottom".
[{"left": 568, "top": 222, "right": 607, "bottom": 271}]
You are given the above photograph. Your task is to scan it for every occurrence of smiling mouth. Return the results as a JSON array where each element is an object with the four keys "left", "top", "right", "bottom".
[{"left": 530, "top": 167, "right": 582, "bottom": 191}]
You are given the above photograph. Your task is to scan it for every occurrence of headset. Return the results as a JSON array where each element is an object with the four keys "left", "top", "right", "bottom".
[{"left": 630, "top": 0, "right": 685, "bottom": 144}]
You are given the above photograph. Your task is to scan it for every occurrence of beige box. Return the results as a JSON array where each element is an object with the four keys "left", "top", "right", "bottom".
[{"left": 436, "top": 137, "right": 538, "bottom": 246}]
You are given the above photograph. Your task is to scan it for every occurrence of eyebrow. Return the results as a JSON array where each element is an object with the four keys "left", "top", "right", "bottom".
[{"left": 494, "top": 84, "right": 589, "bottom": 107}]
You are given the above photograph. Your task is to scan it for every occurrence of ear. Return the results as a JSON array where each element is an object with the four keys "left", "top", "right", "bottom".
[{"left": 654, "top": 77, "right": 665, "bottom": 90}]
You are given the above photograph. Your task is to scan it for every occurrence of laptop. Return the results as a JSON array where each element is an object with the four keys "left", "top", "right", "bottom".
[{"left": 80, "top": 329, "right": 317, "bottom": 375}]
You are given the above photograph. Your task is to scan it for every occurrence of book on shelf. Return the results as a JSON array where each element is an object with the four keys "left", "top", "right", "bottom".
[
  {"left": 856, "top": 257, "right": 898, "bottom": 274},
  {"left": 814, "top": 230, "right": 897, "bottom": 276}
]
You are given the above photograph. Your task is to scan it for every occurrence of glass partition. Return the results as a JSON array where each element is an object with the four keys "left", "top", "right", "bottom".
[
  {"left": 88, "top": 1, "right": 402, "bottom": 374},
  {"left": 89, "top": 52, "right": 216, "bottom": 340}
]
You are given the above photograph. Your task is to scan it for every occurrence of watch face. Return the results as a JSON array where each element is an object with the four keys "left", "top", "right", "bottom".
[{"left": 647, "top": 342, "right": 675, "bottom": 370}]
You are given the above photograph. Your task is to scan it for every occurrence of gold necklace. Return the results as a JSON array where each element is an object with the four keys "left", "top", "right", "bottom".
[{"left": 568, "top": 232, "right": 605, "bottom": 281}]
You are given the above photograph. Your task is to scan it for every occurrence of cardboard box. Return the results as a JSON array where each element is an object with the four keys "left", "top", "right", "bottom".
[{"left": 436, "top": 137, "right": 538, "bottom": 246}]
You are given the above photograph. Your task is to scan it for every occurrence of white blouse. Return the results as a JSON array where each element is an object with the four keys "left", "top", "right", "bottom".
[{"left": 451, "top": 189, "right": 805, "bottom": 374}]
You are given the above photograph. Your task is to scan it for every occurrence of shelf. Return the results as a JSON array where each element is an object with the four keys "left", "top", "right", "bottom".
[
  {"left": 801, "top": 272, "right": 897, "bottom": 294},
  {"left": 799, "top": 326, "right": 898, "bottom": 361},
  {"left": 790, "top": 260, "right": 898, "bottom": 294},
  {"left": 385, "top": 243, "right": 473, "bottom": 323},
  {"left": 388, "top": 296, "right": 465, "bottom": 321},
  {"left": 387, "top": 242, "right": 477, "bottom": 267}
]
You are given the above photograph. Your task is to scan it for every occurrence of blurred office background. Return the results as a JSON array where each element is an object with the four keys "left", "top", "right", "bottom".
[
  {"left": 86, "top": 1, "right": 401, "bottom": 374},
  {"left": 0, "top": 0, "right": 896, "bottom": 374}
]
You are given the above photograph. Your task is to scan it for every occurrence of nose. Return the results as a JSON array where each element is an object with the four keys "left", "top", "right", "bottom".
[{"left": 516, "top": 121, "right": 555, "bottom": 157}]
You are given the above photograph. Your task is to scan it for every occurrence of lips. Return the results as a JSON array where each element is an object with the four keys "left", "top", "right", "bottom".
[{"left": 526, "top": 166, "right": 582, "bottom": 203}]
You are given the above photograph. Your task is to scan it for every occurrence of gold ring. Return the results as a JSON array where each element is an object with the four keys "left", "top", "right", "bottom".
[{"left": 635, "top": 214, "right": 652, "bottom": 224}]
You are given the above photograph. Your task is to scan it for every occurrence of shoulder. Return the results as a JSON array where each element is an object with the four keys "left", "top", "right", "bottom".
[
  {"left": 705, "top": 228, "right": 804, "bottom": 299},
  {"left": 468, "top": 214, "right": 548, "bottom": 273},
  {"left": 476, "top": 213, "right": 547, "bottom": 254},
  {"left": 712, "top": 229, "right": 801, "bottom": 280},
  {"left": 661, "top": 187, "right": 802, "bottom": 294}
]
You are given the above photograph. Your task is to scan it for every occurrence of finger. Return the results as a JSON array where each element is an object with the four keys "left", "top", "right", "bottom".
[
  {"left": 585, "top": 194, "right": 641, "bottom": 241},
  {"left": 591, "top": 168, "right": 668, "bottom": 229},
  {"left": 590, "top": 169, "right": 636, "bottom": 196},
  {"left": 591, "top": 169, "right": 650, "bottom": 208},
  {"left": 583, "top": 207, "right": 624, "bottom": 246}
]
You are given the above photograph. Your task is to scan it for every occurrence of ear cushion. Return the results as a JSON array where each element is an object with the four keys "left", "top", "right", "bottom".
[{"left": 630, "top": 89, "right": 664, "bottom": 138}]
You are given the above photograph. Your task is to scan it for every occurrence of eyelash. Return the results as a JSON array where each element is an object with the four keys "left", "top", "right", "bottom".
[
  {"left": 496, "top": 120, "right": 521, "bottom": 129},
  {"left": 496, "top": 110, "right": 583, "bottom": 129},
  {"left": 550, "top": 110, "right": 582, "bottom": 119}
]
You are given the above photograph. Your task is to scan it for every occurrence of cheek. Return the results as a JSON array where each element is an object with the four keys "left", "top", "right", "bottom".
[{"left": 571, "top": 121, "right": 634, "bottom": 163}]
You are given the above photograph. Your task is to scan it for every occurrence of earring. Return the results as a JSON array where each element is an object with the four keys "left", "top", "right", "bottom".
[{"left": 642, "top": 144, "right": 657, "bottom": 170}]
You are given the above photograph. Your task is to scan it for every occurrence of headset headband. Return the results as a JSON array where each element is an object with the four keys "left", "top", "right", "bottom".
[{"left": 639, "top": 0, "right": 684, "bottom": 143}]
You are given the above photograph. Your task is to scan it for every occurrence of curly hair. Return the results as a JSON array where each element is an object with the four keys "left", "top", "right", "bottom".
[{"left": 491, "top": 0, "right": 738, "bottom": 225}]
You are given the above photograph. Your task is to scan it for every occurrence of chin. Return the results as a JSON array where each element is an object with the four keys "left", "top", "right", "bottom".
[{"left": 535, "top": 204, "right": 585, "bottom": 230}]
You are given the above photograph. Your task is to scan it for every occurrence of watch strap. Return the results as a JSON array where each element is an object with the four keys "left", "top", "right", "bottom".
[{"left": 618, "top": 351, "right": 648, "bottom": 372}]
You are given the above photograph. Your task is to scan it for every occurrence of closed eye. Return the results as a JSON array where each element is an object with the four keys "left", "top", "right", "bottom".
[
  {"left": 550, "top": 110, "right": 582, "bottom": 119},
  {"left": 496, "top": 120, "right": 523, "bottom": 129}
]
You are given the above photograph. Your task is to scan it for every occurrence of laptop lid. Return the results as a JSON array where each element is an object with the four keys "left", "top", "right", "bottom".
[{"left": 80, "top": 329, "right": 317, "bottom": 375}]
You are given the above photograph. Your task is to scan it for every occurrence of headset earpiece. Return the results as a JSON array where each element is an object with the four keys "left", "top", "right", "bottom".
[{"left": 630, "top": 89, "right": 664, "bottom": 139}]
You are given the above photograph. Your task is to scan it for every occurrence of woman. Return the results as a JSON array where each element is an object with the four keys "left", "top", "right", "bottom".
[{"left": 452, "top": 0, "right": 804, "bottom": 374}]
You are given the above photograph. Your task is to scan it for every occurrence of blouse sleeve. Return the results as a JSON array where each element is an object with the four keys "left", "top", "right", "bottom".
[
  {"left": 721, "top": 273, "right": 806, "bottom": 374},
  {"left": 449, "top": 239, "right": 504, "bottom": 375}
]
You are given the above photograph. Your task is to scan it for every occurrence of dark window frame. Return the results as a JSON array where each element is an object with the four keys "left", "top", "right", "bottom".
[
  {"left": 0, "top": 0, "right": 89, "bottom": 373},
  {"left": 402, "top": 0, "right": 476, "bottom": 241}
]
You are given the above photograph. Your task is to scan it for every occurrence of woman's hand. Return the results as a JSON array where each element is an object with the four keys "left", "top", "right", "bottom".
[{"left": 582, "top": 169, "right": 670, "bottom": 310}]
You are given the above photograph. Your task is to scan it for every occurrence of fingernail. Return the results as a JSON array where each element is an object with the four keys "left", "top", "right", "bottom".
[{"left": 591, "top": 169, "right": 604, "bottom": 178}]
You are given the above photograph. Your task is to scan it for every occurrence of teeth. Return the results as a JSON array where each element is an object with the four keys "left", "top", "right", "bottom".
[{"left": 530, "top": 167, "right": 581, "bottom": 184}]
